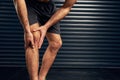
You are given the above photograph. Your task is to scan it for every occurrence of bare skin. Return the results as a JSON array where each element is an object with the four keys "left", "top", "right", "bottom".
[
  {"left": 25, "top": 23, "right": 40, "bottom": 80},
  {"left": 25, "top": 23, "right": 62, "bottom": 80},
  {"left": 13, "top": 0, "right": 77, "bottom": 80}
]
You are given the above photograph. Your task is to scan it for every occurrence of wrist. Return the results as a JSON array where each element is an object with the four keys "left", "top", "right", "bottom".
[
  {"left": 23, "top": 26, "right": 31, "bottom": 33},
  {"left": 43, "top": 24, "right": 50, "bottom": 30}
]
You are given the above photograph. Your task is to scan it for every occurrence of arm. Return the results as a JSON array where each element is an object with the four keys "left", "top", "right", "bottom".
[
  {"left": 33, "top": 0, "right": 77, "bottom": 48},
  {"left": 44, "top": 0, "right": 77, "bottom": 29},
  {"left": 13, "top": 0, "right": 30, "bottom": 33},
  {"left": 13, "top": 0, "right": 34, "bottom": 48}
]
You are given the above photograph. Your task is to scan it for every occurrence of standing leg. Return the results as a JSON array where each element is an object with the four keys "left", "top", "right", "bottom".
[
  {"left": 25, "top": 23, "right": 40, "bottom": 80},
  {"left": 38, "top": 33, "right": 62, "bottom": 80}
]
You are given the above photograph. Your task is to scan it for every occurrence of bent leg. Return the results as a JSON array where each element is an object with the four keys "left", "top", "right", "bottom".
[
  {"left": 25, "top": 23, "right": 40, "bottom": 80},
  {"left": 39, "top": 33, "right": 62, "bottom": 80}
]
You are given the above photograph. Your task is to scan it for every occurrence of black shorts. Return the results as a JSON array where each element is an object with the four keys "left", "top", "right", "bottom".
[{"left": 25, "top": 0, "right": 60, "bottom": 34}]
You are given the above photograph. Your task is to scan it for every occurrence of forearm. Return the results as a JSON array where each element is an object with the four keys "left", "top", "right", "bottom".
[
  {"left": 13, "top": 0, "right": 30, "bottom": 33},
  {"left": 44, "top": 7, "right": 71, "bottom": 29},
  {"left": 44, "top": 0, "right": 76, "bottom": 29}
]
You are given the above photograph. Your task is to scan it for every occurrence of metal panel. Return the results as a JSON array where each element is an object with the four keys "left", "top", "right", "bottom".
[{"left": 0, "top": 0, "right": 120, "bottom": 68}]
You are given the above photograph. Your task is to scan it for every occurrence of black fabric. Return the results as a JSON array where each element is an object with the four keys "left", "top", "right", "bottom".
[{"left": 25, "top": 0, "right": 60, "bottom": 34}]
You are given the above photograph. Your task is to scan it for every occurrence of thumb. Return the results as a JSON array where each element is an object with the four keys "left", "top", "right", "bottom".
[
  {"left": 39, "top": 32, "right": 44, "bottom": 49},
  {"left": 33, "top": 28, "right": 41, "bottom": 32},
  {"left": 31, "top": 40, "right": 35, "bottom": 48}
]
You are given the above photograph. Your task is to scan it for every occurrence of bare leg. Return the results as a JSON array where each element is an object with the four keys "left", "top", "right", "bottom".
[
  {"left": 25, "top": 47, "right": 39, "bottom": 80},
  {"left": 39, "top": 33, "right": 62, "bottom": 80},
  {"left": 25, "top": 23, "right": 40, "bottom": 80}
]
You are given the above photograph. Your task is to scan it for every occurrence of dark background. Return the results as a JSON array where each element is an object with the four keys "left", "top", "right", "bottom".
[{"left": 0, "top": 0, "right": 120, "bottom": 80}]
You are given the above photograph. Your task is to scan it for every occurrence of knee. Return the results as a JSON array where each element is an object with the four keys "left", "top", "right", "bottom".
[{"left": 49, "top": 40, "right": 62, "bottom": 51}]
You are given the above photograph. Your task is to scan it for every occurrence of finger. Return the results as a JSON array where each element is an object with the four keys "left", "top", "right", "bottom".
[
  {"left": 39, "top": 33, "right": 44, "bottom": 49},
  {"left": 25, "top": 40, "right": 29, "bottom": 49},
  {"left": 30, "top": 40, "right": 35, "bottom": 49},
  {"left": 34, "top": 39, "right": 37, "bottom": 48},
  {"left": 37, "top": 38, "right": 40, "bottom": 48},
  {"left": 24, "top": 38, "right": 26, "bottom": 48},
  {"left": 24, "top": 43, "right": 27, "bottom": 49},
  {"left": 25, "top": 42, "right": 30, "bottom": 49},
  {"left": 38, "top": 35, "right": 41, "bottom": 48},
  {"left": 34, "top": 38, "right": 39, "bottom": 48},
  {"left": 38, "top": 30, "right": 42, "bottom": 48},
  {"left": 33, "top": 28, "right": 41, "bottom": 32}
]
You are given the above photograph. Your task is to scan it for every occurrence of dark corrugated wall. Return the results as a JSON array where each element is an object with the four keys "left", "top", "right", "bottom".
[{"left": 0, "top": 0, "right": 120, "bottom": 68}]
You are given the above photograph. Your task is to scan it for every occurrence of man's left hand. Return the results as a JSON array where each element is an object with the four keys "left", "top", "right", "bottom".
[{"left": 33, "top": 26, "right": 47, "bottom": 49}]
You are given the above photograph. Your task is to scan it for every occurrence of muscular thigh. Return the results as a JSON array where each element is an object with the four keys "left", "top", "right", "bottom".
[{"left": 30, "top": 23, "right": 40, "bottom": 48}]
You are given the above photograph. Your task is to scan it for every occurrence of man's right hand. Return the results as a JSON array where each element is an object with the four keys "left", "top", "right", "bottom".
[{"left": 24, "top": 32, "right": 34, "bottom": 49}]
